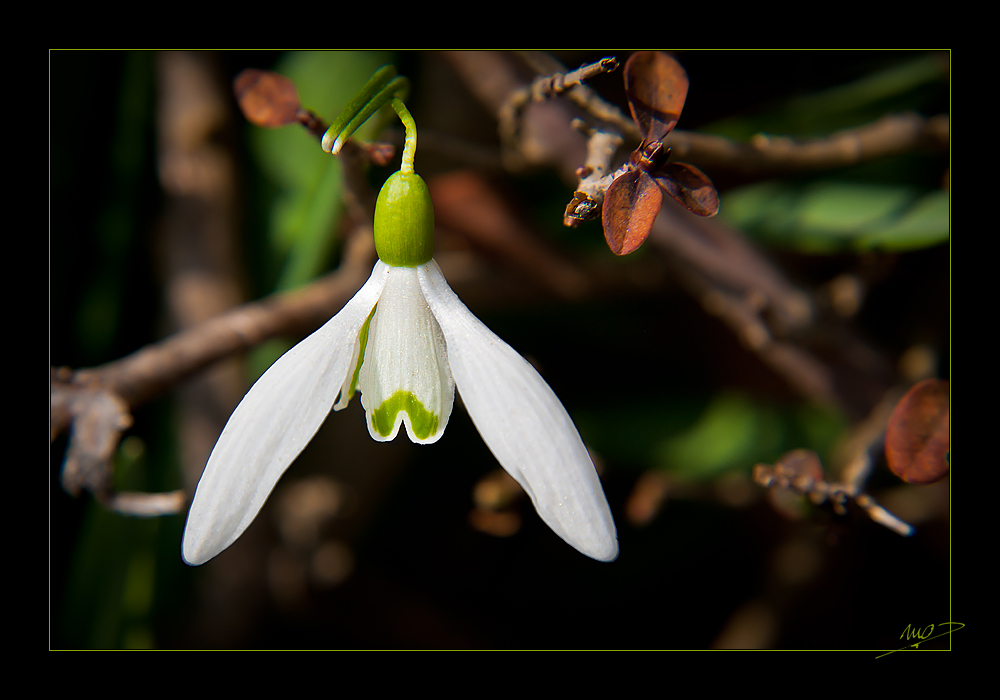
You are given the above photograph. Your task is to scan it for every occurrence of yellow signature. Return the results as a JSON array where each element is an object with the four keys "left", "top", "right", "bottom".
[{"left": 875, "top": 622, "right": 965, "bottom": 658}]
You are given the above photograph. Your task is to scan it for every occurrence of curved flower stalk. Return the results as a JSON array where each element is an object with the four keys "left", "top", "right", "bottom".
[{"left": 182, "top": 78, "right": 617, "bottom": 566}]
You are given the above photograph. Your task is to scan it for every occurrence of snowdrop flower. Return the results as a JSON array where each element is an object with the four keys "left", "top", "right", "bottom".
[{"left": 182, "top": 165, "right": 617, "bottom": 567}]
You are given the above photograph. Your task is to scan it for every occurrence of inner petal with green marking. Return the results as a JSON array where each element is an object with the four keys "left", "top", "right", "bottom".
[{"left": 357, "top": 265, "right": 455, "bottom": 445}]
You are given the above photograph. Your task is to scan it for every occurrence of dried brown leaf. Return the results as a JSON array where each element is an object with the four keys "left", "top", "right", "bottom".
[
  {"left": 233, "top": 69, "right": 302, "bottom": 128},
  {"left": 885, "top": 378, "right": 950, "bottom": 484}
]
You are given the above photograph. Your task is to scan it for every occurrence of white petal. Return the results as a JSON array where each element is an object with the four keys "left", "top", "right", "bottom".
[
  {"left": 358, "top": 265, "right": 454, "bottom": 444},
  {"left": 417, "top": 261, "right": 618, "bottom": 562},
  {"left": 181, "top": 262, "right": 390, "bottom": 565},
  {"left": 332, "top": 303, "right": 373, "bottom": 412}
]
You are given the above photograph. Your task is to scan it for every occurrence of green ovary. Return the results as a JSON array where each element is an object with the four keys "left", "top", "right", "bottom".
[
  {"left": 373, "top": 171, "right": 435, "bottom": 267},
  {"left": 371, "top": 390, "right": 439, "bottom": 440}
]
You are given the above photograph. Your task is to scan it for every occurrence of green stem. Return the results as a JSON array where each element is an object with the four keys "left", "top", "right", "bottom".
[{"left": 391, "top": 97, "right": 417, "bottom": 173}]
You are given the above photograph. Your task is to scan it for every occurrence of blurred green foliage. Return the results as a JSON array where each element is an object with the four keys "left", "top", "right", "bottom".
[
  {"left": 577, "top": 392, "right": 846, "bottom": 480},
  {"left": 50, "top": 51, "right": 158, "bottom": 366},
  {"left": 704, "top": 53, "right": 947, "bottom": 140},
  {"left": 60, "top": 429, "right": 183, "bottom": 649},
  {"left": 712, "top": 52, "right": 949, "bottom": 253},
  {"left": 250, "top": 50, "right": 391, "bottom": 292},
  {"left": 723, "top": 181, "right": 949, "bottom": 252}
]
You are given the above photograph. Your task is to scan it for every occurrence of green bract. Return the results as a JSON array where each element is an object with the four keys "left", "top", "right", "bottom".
[{"left": 374, "top": 171, "right": 435, "bottom": 267}]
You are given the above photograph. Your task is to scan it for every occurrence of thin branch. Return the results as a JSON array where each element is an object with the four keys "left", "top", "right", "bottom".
[
  {"left": 564, "top": 120, "right": 622, "bottom": 227},
  {"left": 753, "top": 449, "right": 914, "bottom": 537},
  {"left": 444, "top": 50, "right": 901, "bottom": 420},
  {"left": 447, "top": 51, "right": 949, "bottom": 226},
  {"left": 498, "top": 55, "right": 620, "bottom": 160},
  {"left": 668, "top": 112, "right": 950, "bottom": 176},
  {"left": 514, "top": 52, "right": 633, "bottom": 134},
  {"left": 568, "top": 113, "right": 949, "bottom": 224}
]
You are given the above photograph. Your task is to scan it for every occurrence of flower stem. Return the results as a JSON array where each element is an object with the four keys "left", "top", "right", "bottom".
[{"left": 391, "top": 97, "right": 417, "bottom": 173}]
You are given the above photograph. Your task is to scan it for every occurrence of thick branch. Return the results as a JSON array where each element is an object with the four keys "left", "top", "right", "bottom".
[{"left": 51, "top": 233, "right": 376, "bottom": 440}]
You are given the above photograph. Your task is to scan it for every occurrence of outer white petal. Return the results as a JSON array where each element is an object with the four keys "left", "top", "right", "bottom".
[
  {"left": 417, "top": 260, "right": 619, "bottom": 562},
  {"left": 181, "top": 262, "right": 390, "bottom": 565}
]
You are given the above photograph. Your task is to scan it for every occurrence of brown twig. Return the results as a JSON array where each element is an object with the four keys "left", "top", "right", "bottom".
[
  {"left": 52, "top": 232, "right": 377, "bottom": 501},
  {"left": 563, "top": 119, "right": 622, "bottom": 226},
  {"left": 444, "top": 50, "right": 906, "bottom": 420},
  {"left": 521, "top": 56, "right": 948, "bottom": 221},
  {"left": 53, "top": 232, "right": 376, "bottom": 433},
  {"left": 513, "top": 52, "right": 634, "bottom": 137},
  {"left": 444, "top": 51, "right": 591, "bottom": 177},
  {"left": 753, "top": 449, "right": 914, "bottom": 537},
  {"left": 668, "top": 112, "right": 950, "bottom": 176},
  {"left": 567, "top": 114, "right": 949, "bottom": 224}
]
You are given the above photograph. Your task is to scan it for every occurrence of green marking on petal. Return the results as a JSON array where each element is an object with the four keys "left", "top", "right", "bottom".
[
  {"left": 371, "top": 389, "right": 439, "bottom": 440},
  {"left": 346, "top": 303, "right": 377, "bottom": 402}
]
